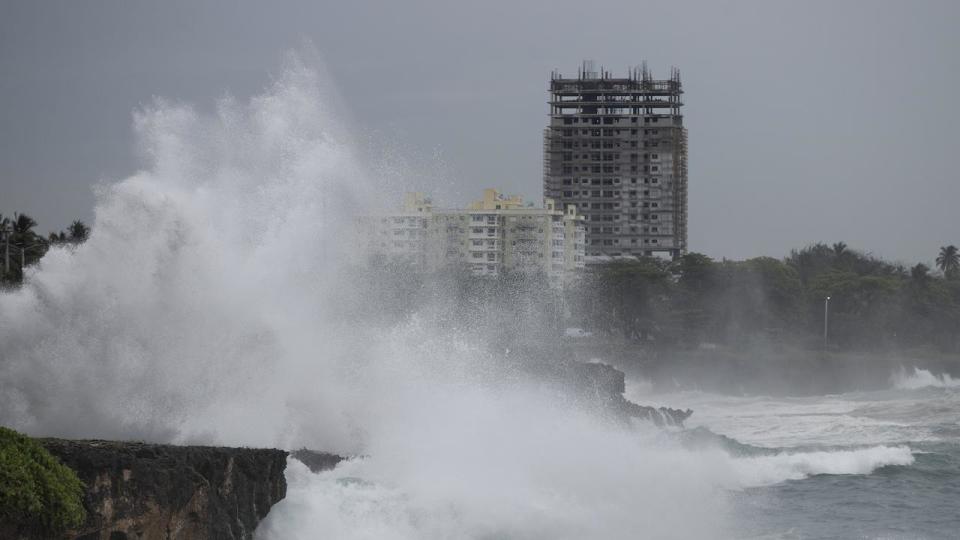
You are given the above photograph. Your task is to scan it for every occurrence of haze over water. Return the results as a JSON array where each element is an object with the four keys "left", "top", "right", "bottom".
[{"left": 1, "top": 55, "right": 956, "bottom": 539}]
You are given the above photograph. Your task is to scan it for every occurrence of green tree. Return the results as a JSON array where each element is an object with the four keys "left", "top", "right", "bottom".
[
  {"left": 810, "top": 270, "right": 901, "bottom": 348},
  {"left": 67, "top": 220, "right": 90, "bottom": 243},
  {"left": 584, "top": 258, "right": 673, "bottom": 341},
  {"left": 12, "top": 213, "right": 37, "bottom": 236},
  {"left": 671, "top": 253, "right": 717, "bottom": 344},
  {"left": 936, "top": 245, "right": 959, "bottom": 279},
  {"left": 0, "top": 427, "right": 86, "bottom": 536}
]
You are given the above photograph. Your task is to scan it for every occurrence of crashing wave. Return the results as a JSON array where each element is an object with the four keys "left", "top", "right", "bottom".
[
  {"left": 729, "top": 445, "right": 914, "bottom": 488},
  {"left": 892, "top": 367, "right": 960, "bottom": 390}
]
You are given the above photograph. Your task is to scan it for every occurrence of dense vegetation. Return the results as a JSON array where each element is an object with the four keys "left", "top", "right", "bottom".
[
  {"left": 357, "top": 243, "right": 960, "bottom": 356},
  {"left": 0, "top": 213, "right": 88, "bottom": 285},
  {"left": 0, "top": 427, "right": 86, "bottom": 536},
  {"left": 570, "top": 243, "right": 960, "bottom": 353}
]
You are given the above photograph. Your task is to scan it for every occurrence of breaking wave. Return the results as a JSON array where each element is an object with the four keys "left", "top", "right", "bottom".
[
  {"left": 892, "top": 367, "right": 960, "bottom": 390},
  {"left": 729, "top": 445, "right": 914, "bottom": 488},
  {"left": 0, "top": 52, "right": 740, "bottom": 539}
]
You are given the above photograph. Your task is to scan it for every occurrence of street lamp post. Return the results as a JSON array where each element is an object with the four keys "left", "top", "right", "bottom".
[
  {"left": 1, "top": 224, "right": 9, "bottom": 276},
  {"left": 823, "top": 296, "right": 831, "bottom": 349},
  {"left": 9, "top": 242, "right": 46, "bottom": 279}
]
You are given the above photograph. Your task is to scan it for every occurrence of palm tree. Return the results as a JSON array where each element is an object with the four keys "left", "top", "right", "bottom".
[
  {"left": 67, "top": 220, "right": 90, "bottom": 243},
  {"left": 936, "top": 245, "right": 959, "bottom": 279},
  {"left": 12, "top": 213, "right": 37, "bottom": 235},
  {"left": 832, "top": 242, "right": 848, "bottom": 257}
]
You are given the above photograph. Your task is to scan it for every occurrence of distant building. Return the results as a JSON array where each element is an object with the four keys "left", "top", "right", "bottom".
[
  {"left": 360, "top": 189, "right": 585, "bottom": 287},
  {"left": 543, "top": 60, "right": 688, "bottom": 260}
]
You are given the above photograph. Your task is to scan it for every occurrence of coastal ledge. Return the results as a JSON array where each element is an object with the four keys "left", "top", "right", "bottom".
[{"left": 31, "top": 439, "right": 289, "bottom": 540}]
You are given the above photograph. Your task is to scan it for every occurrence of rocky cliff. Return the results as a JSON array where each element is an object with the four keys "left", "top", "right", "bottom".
[{"left": 38, "top": 440, "right": 287, "bottom": 540}]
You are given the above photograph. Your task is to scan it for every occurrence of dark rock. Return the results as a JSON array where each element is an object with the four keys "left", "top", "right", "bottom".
[
  {"left": 38, "top": 439, "right": 287, "bottom": 540},
  {"left": 289, "top": 449, "right": 344, "bottom": 473},
  {"left": 573, "top": 361, "right": 694, "bottom": 426},
  {"left": 518, "top": 353, "right": 693, "bottom": 427}
]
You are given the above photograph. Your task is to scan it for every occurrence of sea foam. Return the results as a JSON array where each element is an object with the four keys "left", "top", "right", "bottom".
[{"left": 893, "top": 367, "right": 960, "bottom": 390}]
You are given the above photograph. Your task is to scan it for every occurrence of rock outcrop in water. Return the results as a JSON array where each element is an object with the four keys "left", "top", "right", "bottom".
[
  {"left": 35, "top": 439, "right": 287, "bottom": 540},
  {"left": 570, "top": 360, "right": 693, "bottom": 426},
  {"left": 517, "top": 349, "right": 693, "bottom": 426},
  {"left": 289, "top": 448, "right": 345, "bottom": 473}
]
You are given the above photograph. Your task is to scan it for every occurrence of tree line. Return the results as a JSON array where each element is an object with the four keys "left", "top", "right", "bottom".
[
  {"left": 0, "top": 212, "right": 89, "bottom": 284},
  {"left": 3, "top": 212, "right": 958, "bottom": 356},
  {"left": 570, "top": 243, "right": 960, "bottom": 354}
]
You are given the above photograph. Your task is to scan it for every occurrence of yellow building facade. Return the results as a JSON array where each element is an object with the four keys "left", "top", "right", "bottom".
[{"left": 361, "top": 189, "right": 585, "bottom": 286}]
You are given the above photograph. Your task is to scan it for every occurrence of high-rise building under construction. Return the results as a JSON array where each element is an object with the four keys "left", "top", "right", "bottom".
[{"left": 543, "top": 60, "right": 687, "bottom": 259}]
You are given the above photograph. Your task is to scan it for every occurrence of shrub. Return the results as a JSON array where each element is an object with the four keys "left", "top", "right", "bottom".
[{"left": 0, "top": 426, "right": 86, "bottom": 536}]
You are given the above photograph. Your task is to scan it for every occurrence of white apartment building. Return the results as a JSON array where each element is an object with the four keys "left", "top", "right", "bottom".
[{"left": 360, "top": 189, "right": 585, "bottom": 286}]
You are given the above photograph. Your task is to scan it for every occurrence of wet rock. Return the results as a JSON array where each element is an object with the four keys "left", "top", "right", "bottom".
[
  {"left": 289, "top": 449, "right": 344, "bottom": 473},
  {"left": 38, "top": 439, "right": 287, "bottom": 540}
]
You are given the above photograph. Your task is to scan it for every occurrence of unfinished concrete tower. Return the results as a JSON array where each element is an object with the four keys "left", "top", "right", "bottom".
[{"left": 544, "top": 60, "right": 688, "bottom": 259}]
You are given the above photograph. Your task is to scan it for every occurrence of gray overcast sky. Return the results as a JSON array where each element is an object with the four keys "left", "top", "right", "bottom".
[{"left": 1, "top": 0, "right": 958, "bottom": 264}]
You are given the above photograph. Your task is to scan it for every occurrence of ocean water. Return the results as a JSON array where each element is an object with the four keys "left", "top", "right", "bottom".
[{"left": 645, "top": 367, "right": 960, "bottom": 539}]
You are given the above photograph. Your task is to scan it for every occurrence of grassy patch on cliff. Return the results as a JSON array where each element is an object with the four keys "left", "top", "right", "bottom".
[{"left": 0, "top": 426, "right": 86, "bottom": 535}]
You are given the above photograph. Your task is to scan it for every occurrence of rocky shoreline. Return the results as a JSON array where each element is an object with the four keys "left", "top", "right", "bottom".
[
  {"left": 2, "top": 360, "right": 688, "bottom": 540},
  {"left": 30, "top": 440, "right": 290, "bottom": 540}
]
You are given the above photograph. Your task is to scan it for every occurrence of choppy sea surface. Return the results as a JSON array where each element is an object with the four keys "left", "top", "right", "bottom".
[
  {"left": 258, "top": 366, "right": 959, "bottom": 540},
  {"left": 649, "top": 367, "right": 960, "bottom": 539}
]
